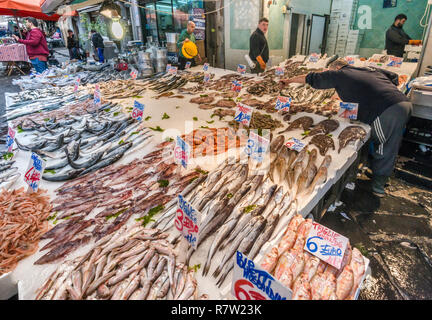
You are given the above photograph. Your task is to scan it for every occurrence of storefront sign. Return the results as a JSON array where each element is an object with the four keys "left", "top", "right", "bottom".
[
  {"left": 234, "top": 103, "right": 253, "bottom": 127},
  {"left": 285, "top": 137, "right": 306, "bottom": 152},
  {"left": 130, "top": 68, "right": 138, "bottom": 80},
  {"left": 185, "top": 61, "right": 191, "bottom": 69},
  {"left": 387, "top": 56, "right": 403, "bottom": 68},
  {"left": 24, "top": 152, "right": 46, "bottom": 192},
  {"left": 132, "top": 100, "right": 145, "bottom": 121},
  {"left": 275, "top": 96, "right": 292, "bottom": 112},
  {"left": 174, "top": 136, "right": 190, "bottom": 169},
  {"left": 6, "top": 127, "right": 15, "bottom": 153},
  {"left": 304, "top": 222, "right": 349, "bottom": 270},
  {"left": 339, "top": 102, "right": 359, "bottom": 120},
  {"left": 237, "top": 64, "right": 247, "bottom": 74},
  {"left": 192, "top": 8, "right": 205, "bottom": 40},
  {"left": 232, "top": 251, "right": 292, "bottom": 300},
  {"left": 94, "top": 84, "right": 101, "bottom": 106},
  {"left": 73, "top": 77, "right": 80, "bottom": 93},
  {"left": 203, "top": 63, "right": 209, "bottom": 72},
  {"left": 231, "top": 80, "right": 243, "bottom": 92},
  {"left": 244, "top": 131, "right": 270, "bottom": 163},
  {"left": 175, "top": 194, "right": 200, "bottom": 249},
  {"left": 275, "top": 67, "right": 284, "bottom": 76}
]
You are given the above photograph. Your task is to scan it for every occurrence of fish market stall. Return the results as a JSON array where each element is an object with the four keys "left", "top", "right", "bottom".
[
  {"left": 0, "top": 43, "right": 29, "bottom": 76},
  {"left": 1, "top": 59, "right": 372, "bottom": 300}
]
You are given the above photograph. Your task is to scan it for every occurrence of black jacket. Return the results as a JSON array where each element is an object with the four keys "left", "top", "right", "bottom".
[
  {"left": 306, "top": 65, "right": 409, "bottom": 124},
  {"left": 67, "top": 35, "right": 79, "bottom": 49},
  {"left": 249, "top": 28, "right": 269, "bottom": 63},
  {"left": 91, "top": 32, "right": 104, "bottom": 49},
  {"left": 385, "top": 25, "right": 411, "bottom": 57}
]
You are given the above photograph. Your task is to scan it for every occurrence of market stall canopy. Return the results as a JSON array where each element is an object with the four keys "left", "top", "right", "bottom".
[
  {"left": 47, "top": 0, "right": 105, "bottom": 15},
  {"left": 0, "top": 0, "right": 62, "bottom": 21}
]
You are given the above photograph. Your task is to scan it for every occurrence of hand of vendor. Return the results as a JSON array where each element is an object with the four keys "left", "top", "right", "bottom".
[
  {"left": 408, "top": 40, "right": 422, "bottom": 45},
  {"left": 12, "top": 34, "right": 19, "bottom": 41},
  {"left": 184, "top": 38, "right": 190, "bottom": 43},
  {"left": 280, "top": 75, "right": 307, "bottom": 87},
  {"left": 256, "top": 55, "right": 266, "bottom": 70}
]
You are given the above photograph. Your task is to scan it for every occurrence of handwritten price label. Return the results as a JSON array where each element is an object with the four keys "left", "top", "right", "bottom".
[
  {"left": 387, "top": 56, "right": 403, "bottom": 68},
  {"left": 94, "top": 84, "right": 101, "bottom": 106},
  {"left": 131, "top": 100, "right": 145, "bottom": 121},
  {"left": 175, "top": 194, "right": 200, "bottom": 249},
  {"left": 244, "top": 131, "right": 270, "bottom": 163},
  {"left": 203, "top": 73, "right": 210, "bottom": 82},
  {"left": 309, "top": 53, "right": 320, "bottom": 63},
  {"left": 73, "top": 77, "right": 80, "bottom": 93},
  {"left": 231, "top": 80, "right": 242, "bottom": 92},
  {"left": 24, "top": 153, "right": 46, "bottom": 192},
  {"left": 275, "top": 67, "right": 284, "bottom": 76},
  {"left": 237, "top": 64, "right": 246, "bottom": 74},
  {"left": 275, "top": 96, "right": 292, "bottom": 112},
  {"left": 130, "top": 68, "right": 138, "bottom": 80},
  {"left": 234, "top": 103, "right": 253, "bottom": 127},
  {"left": 304, "top": 222, "right": 349, "bottom": 269},
  {"left": 203, "top": 63, "right": 209, "bottom": 72},
  {"left": 185, "top": 61, "right": 191, "bottom": 69},
  {"left": 6, "top": 127, "right": 16, "bottom": 153},
  {"left": 285, "top": 138, "right": 305, "bottom": 152},
  {"left": 232, "top": 251, "right": 292, "bottom": 300},
  {"left": 168, "top": 66, "right": 178, "bottom": 75},
  {"left": 174, "top": 136, "right": 190, "bottom": 169},
  {"left": 166, "top": 64, "right": 172, "bottom": 72},
  {"left": 345, "top": 56, "right": 355, "bottom": 65},
  {"left": 339, "top": 102, "right": 359, "bottom": 120}
]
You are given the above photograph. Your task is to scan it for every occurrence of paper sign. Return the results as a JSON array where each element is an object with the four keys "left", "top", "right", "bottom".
[
  {"left": 244, "top": 131, "right": 270, "bottom": 163},
  {"left": 309, "top": 53, "right": 320, "bottom": 63},
  {"left": 203, "top": 63, "right": 209, "bottom": 71},
  {"left": 175, "top": 194, "right": 200, "bottom": 249},
  {"left": 185, "top": 61, "right": 191, "bottom": 69},
  {"left": 166, "top": 64, "right": 172, "bottom": 72},
  {"left": 130, "top": 68, "right": 138, "bottom": 80},
  {"left": 168, "top": 66, "right": 178, "bottom": 75},
  {"left": 24, "top": 153, "right": 46, "bottom": 192},
  {"left": 231, "top": 80, "right": 242, "bottom": 92},
  {"left": 234, "top": 103, "right": 253, "bottom": 127},
  {"left": 285, "top": 137, "right": 306, "bottom": 152},
  {"left": 203, "top": 73, "right": 210, "bottom": 82},
  {"left": 275, "top": 67, "right": 284, "bottom": 76},
  {"left": 275, "top": 96, "right": 292, "bottom": 112},
  {"left": 94, "top": 84, "right": 101, "bottom": 106},
  {"left": 387, "top": 56, "right": 403, "bottom": 68},
  {"left": 304, "top": 222, "right": 349, "bottom": 269},
  {"left": 232, "top": 251, "right": 292, "bottom": 300},
  {"left": 174, "top": 136, "right": 190, "bottom": 169},
  {"left": 6, "top": 127, "right": 15, "bottom": 153},
  {"left": 73, "top": 77, "right": 80, "bottom": 93},
  {"left": 345, "top": 56, "right": 355, "bottom": 65},
  {"left": 237, "top": 64, "right": 246, "bottom": 74},
  {"left": 339, "top": 102, "right": 359, "bottom": 120},
  {"left": 132, "top": 100, "right": 145, "bottom": 121}
]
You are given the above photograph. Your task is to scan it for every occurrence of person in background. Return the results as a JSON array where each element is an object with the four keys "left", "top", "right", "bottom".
[
  {"left": 280, "top": 58, "right": 412, "bottom": 197},
  {"left": 177, "top": 21, "right": 202, "bottom": 70},
  {"left": 13, "top": 26, "right": 20, "bottom": 38},
  {"left": 385, "top": 14, "right": 422, "bottom": 57},
  {"left": 249, "top": 18, "right": 269, "bottom": 74},
  {"left": 12, "top": 18, "right": 49, "bottom": 74},
  {"left": 90, "top": 29, "right": 105, "bottom": 63},
  {"left": 67, "top": 29, "right": 79, "bottom": 60}
]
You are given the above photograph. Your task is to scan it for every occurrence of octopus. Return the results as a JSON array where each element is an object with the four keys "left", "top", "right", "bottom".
[
  {"left": 306, "top": 119, "right": 340, "bottom": 139},
  {"left": 278, "top": 116, "right": 314, "bottom": 134},
  {"left": 214, "top": 99, "right": 237, "bottom": 109},
  {"left": 198, "top": 104, "right": 216, "bottom": 110},
  {"left": 211, "top": 108, "right": 235, "bottom": 119},
  {"left": 310, "top": 134, "right": 335, "bottom": 156},
  {"left": 338, "top": 126, "right": 367, "bottom": 153},
  {"left": 190, "top": 95, "right": 215, "bottom": 104}
]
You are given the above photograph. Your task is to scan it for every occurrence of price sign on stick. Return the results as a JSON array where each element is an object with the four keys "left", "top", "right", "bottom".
[
  {"left": 185, "top": 61, "right": 191, "bottom": 69},
  {"left": 339, "top": 102, "right": 359, "bottom": 120},
  {"left": 275, "top": 67, "right": 284, "bottom": 76},
  {"left": 94, "top": 84, "right": 101, "bottom": 106},
  {"left": 231, "top": 80, "right": 242, "bottom": 92},
  {"left": 234, "top": 103, "right": 253, "bottom": 127},
  {"left": 275, "top": 96, "right": 292, "bottom": 112},
  {"left": 168, "top": 66, "right": 178, "bottom": 75},
  {"left": 130, "top": 68, "right": 138, "bottom": 80},
  {"left": 166, "top": 64, "right": 172, "bottom": 72},
  {"left": 174, "top": 136, "right": 190, "bottom": 169},
  {"left": 244, "top": 131, "right": 270, "bottom": 163},
  {"left": 304, "top": 222, "right": 349, "bottom": 269},
  {"left": 175, "top": 194, "right": 200, "bottom": 249},
  {"left": 73, "top": 77, "right": 80, "bottom": 93},
  {"left": 237, "top": 64, "right": 246, "bottom": 74},
  {"left": 203, "top": 73, "right": 210, "bottom": 82},
  {"left": 203, "top": 63, "right": 209, "bottom": 72},
  {"left": 232, "top": 251, "right": 292, "bottom": 300},
  {"left": 24, "top": 153, "right": 46, "bottom": 192},
  {"left": 387, "top": 56, "right": 403, "bottom": 68},
  {"left": 309, "top": 53, "right": 320, "bottom": 63},
  {"left": 285, "top": 137, "right": 306, "bottom": 152},
  {"left": 6, "top": 127, "right": 15, "bottom": 153},
  {"left": 132, "top": 100, "right": 145, "bottom": 121}
]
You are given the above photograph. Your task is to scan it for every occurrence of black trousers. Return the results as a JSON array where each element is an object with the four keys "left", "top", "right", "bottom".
[{"left": 178, "top": 55, "right": 195, "bottom": 70}]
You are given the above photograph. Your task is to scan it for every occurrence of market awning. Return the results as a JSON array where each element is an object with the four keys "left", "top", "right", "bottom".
[{"left": 0, "top": 0, "right": 62, "bottom": 21}]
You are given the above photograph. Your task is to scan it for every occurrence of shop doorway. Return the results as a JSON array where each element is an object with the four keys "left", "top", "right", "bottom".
[
  {"left": 308, "top": 14, "right": 326, "bottom": 55},
  {"left": 288, "top": 13, "right": 307, "bottom": 57}
]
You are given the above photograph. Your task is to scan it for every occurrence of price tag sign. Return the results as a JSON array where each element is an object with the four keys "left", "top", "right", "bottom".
[
  {"left": 339, "top": 102, "right": 359, "bottom": 120},
  {"left": 174, "top": 136, "right": 190, "bottom": 169},
  {"left": 130, "top": 68, "right": 138, "bottom": 80},
  {"left": 387, "top": 56, "right": 403, "bottom": 68},
  {"left": 309, "top": 53, "right": 320, "bottom": 63},
  {"left": 203, "top": 73, "right": 210, "bottom": 82},
  {"left": 185, "top": 61, "right": 191, "bottom": 69},
  {"left": 234, "top": 103, "right": 253, "bottom": 127},
  {"left": 237, "top": 64, "right": 247, "bottom": 74},
  {"left": 24, "top": 153, "right": 46, "bottom": 192},
  {"left": 94, "top": 84, "right": 101, "bottom": 106},
  {"left": 132, "top": 100, "right": 145, "bottom": 121},
  {"left": 232, "top": 251, "right": 292, "bottom": 300},
  {"left": 73, "top": 77, "right": 80, "bottom": 93},
  {"left": 275, "top": 96, "right": 292, "bottom": 112},
  {"left": 203, "top": 63, "right": 209, "bottom": 72},
  {"left": 285, "top": 137, "right": 306, "bottom": 152},
  {"left": 231, "top": 80, "right": 243, "bottom": 92},
  {"left": 244, "top": 131, "right": 270, "bottom": 163},
  {"left": 304, "top": 222, "right": 349, "bottom": 269},
  {"left": 6, "top": 127, "right": 16, "bottom": 153},
  {"left": 168, "top": 66, "right": 178, "bottom": 75},
  {"left": 166, "top": 64, "right": 172, "bottom": 72},
  {"left": 345, "top": 56, "right": 355, "bottom": 65},
  {"left": 175, "top": 194, "right": 200, "bottom": 249},
  {"left": 275, "top": 67, "right": 284, "bottom": 77}
]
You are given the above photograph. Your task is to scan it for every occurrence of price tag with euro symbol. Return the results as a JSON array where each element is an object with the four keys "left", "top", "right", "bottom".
[{"left": 131, "top": 100, "right": 145, "bottom": 121}]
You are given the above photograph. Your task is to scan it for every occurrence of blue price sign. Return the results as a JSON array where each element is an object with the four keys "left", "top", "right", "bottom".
[
  {"left": 244, "top": 131, "right": 270, "bottom": 163},
  {"left": 132, "top": 100, "right": 145, "bottom": 121},
  {"left": 275, "top": 96, "right": 291, "bottom": 112},
  {"left": 339, "top": 102, "right": 359, "bottom": 120}
]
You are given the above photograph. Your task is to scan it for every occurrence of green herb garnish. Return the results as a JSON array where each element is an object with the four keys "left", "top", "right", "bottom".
[
  {"left": 136, "top": 205, "right": 165, "bottom": 226},
  {"left": 130, "top": 131, "right": 139, "bottom": 136},
  {"left": 17, "top": 125, "right": 24, "bottom": 133},
  {"left": 243, "top": 204, "right": 257, "bottom": 214},
  {"left": 63, "top": 216, "right": 71, "bottom": 220},
  {"left": 3, "top": 152, "right": 13, "bottom": 161},
  {"left": 44, "top": 118, "right": 50, "bottom": 122},
  {"left": 47, "top": 212, "right": 57, "bottom": 221},
  {"left": 206, "top": 120, "right": 215, "bottom": 124},
  {"left": 132, "top": 95, "right": 143, "bottom": 99},
  {"left": 189, "top": 176, "right": 199, "bottom": 184},
  {"left": 158, "top": 179, "right": 169, "bottom": 187},
  {"left": 210, "top": 114, "right": 216, "bottom": 118},
  {"left": 149, "top": 126, "right": 164, "bottom": 132},
  {"left": 44, "top": 169, "right": 56, "bottom": 174},
  {"left": 301, "top": 130, "right": 310, "bottom": 136},
  {"left": 227, "top": 193, "right": 233, "bottom": 199},
  {"left": 162, "top": 113, "right": 170, "bottom": 120},
  {"left": 195, "top": 168, "right": 209, "bottom": 175},
  {"left": 104, "top": 108, "right": 111, "bottom": 112},
  {"left": 145, "top": 116, "right": 152, "bottom": 121},
  {"left": 200, "top": 126, "right": 209, "bottom": 129},
  {"left": 113, "top": 112, "right": 120, "bottom": 116},
  {"left": 327, "top": 134, "right": 333, "bottom": 137},
  {"left": 118, "top": 139, "right": 125, "bottom": 145},
  {"left": 165, "top": 137, "right": 174, "bottom": 142},
  {"left": 188, "top": 264, "right": 201, "bottom": 272},
  {"left": 200, "top": 94, "right": 208, "bottom": 97},
  {"left": 106, "top": 208, "right": 128, "bottom": 221},
  {"left": 193, "top": 117, "right": 198, "bottom": 121}
]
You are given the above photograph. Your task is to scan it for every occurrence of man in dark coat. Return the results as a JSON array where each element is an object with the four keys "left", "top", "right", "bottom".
[
  {"left": 249, "top": 18, "right": 269, "bottom": 74},
  {"left": 385, "top": 14, "right": 421, "bottom": 57}
]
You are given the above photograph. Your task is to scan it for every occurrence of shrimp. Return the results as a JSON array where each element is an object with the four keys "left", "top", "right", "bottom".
[
  {"left": 336, "top": 265, "right": 354, "bottom": 300},
  {"left": 260, "top": 246, "right": 279, "bottom": 273}
]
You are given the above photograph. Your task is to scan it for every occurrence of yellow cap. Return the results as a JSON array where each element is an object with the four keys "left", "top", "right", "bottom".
[{"left": 182, "top": 41, "right": 198, "bottom": 59}]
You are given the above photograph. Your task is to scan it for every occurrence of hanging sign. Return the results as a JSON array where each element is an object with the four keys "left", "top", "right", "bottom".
[
  {"left": 6, "top": 127, "right": 16, "bottom": 153},
  {"left": 24, "top": 153, "right": 46, "bottom": 192},
  {"left": 174, "top": 136, "right": 191, "bottom": 169},
  {"left": 234, "top": 103, "right": 253, "bottom": 127},
  {"left": 237, "top": 64, "right": 247, "bottom": 74},
  {"left": 244, "top": 131, "right": 270, "bottom": 163},
  {"left": 232, "top": 251, "right": 292, "bottom": 300},
  {"left": 275, "top": 96, "right": 292, "bottom": 112},
  {"left": 339, "top": 102, "right": 359, "bottom": 120},
  {"left": 131, "top": 100, "right": 145, "bottom": 121},
  {"left": 304, "top": 222, "right": 349, "bottom": 270},
  {"left": 285, "top": 137, "right": 306, "bottom": 152},
  {"left": 94, "top": 84, "right": 101, "bottom": 106},
  {"left": 175, "top": 194, "right": 200, "bottom": 249},
  {"left": 231, "top": 80, "right": 243, "bottom": 92}
]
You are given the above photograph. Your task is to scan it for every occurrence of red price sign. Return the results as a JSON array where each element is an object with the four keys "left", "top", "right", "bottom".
[
  {"left": 24, "top": 153, "right": 45, "bottom": 192},
  {"left": 233, "top": 279, "right": 267, "bottom": 300}
]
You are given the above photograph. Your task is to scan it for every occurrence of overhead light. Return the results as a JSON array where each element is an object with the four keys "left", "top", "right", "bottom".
[
  {"left": 100, "top": 0, "right": 121, "bottom": 19},
  {"left": 111, "top": 19, "right": 124, "bottom": 39}
]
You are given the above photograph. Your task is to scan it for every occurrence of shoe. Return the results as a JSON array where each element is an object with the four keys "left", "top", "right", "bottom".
[{"left": 371, "top": 175, "right": 389, "bottom": 197}]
